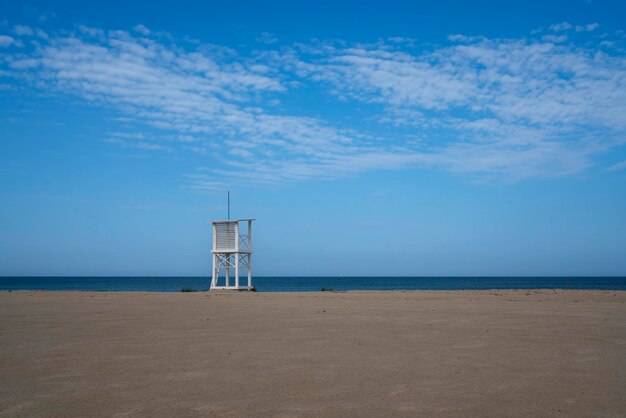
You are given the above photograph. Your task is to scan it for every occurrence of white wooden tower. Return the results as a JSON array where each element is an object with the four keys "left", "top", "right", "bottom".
[{"left": 210, "top": 219, "right": 254, "bottom": 290}]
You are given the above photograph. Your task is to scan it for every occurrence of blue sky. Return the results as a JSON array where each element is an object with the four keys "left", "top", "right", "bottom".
[{"left": 1, "top": 0, "right": 625, "bottom": 276}]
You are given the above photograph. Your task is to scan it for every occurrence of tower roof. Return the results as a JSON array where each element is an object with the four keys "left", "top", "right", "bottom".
[{"left": 210, "top": 218, "right": 255, "bottom": 224}]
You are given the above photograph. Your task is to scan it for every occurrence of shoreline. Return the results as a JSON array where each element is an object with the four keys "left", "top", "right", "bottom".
[
  {"left": 2, "top": 288, "right": 626, "bottom": 294},
  {"left": 2, "top": 276, "right": 625, "bottom": 294}
]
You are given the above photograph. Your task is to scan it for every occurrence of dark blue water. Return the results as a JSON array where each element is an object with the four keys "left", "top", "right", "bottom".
[{"left": 0, "top": 276, "right": 625, "bottom": 292}]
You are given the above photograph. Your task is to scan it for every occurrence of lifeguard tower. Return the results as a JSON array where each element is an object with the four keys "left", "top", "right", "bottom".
[{"left": 210, "top": 219, "right": 254, "bottom": 290}]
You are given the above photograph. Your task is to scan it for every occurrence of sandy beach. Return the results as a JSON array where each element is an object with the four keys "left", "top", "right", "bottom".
[{"left": 0, "top": 289, "right": 624, "bottom": 417}]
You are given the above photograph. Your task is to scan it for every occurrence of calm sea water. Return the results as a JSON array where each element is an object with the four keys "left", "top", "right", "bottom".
[{"left": 0, "top": 276, "right": 625, "bottom": 292}]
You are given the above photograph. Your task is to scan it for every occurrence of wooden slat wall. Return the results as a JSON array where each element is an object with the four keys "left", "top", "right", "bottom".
[{"left": 215, "top": 222, "right": 236, "bottom": 250}]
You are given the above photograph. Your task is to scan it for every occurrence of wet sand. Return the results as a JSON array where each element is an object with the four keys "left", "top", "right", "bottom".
[{"left": 1, "top": 289, "right": 624, "bottom": 417}]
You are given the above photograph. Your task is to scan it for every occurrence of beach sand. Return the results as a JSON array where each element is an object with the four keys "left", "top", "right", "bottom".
[{"left": 0, "top": 289, "right": 624, "bottom": 417}]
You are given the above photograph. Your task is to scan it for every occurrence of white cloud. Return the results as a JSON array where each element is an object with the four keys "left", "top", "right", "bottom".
[
  {"left": 3, "top": 25, "right": 368, "bottom": 184},
  {"left": 607, "top": 160, "right": 626, "bottom": 172},
  {"left": 576, "top": 23, "right": 599, "bottom": 32},
  {"left": 297, "top": 39, "right": 626, "bottom": 130},
  {"left": 105, "top": 135, "right": 171, "bottom": 151},
  {"left": 3, "top": 22, "right": 626, "bottom": 186},
  {"left": 105, "top": 138, "right": 171, "bottom": 151},
  {"left": 78, "top": 25, "right": 105, "bottom": 38},
  {"left": 447, "top": 34, "right": 483, "bottom": 43},
  {"left": 133, "top": 24, "right": 151, "bottom": 36},
  {"left": 541, "top": 34, "right": 568, "bottom": 43},
  {"left": 286, "top": 32, "right": 626, "bottom": 179},
  {"left": 8, "top": 58, "right": 38, "bottom": 69},
  {"left": 257, "top": 32, "right": 278, "bottom": 44},
  {"left": 0, "top": 35, "right": 15, "bottom": 47},
  {"left": 13, "top": 25, "right": 34, "bottom": 36},
  {"left": 38, "top": 11, "right": 56, "bottom": 23},
  {"left": 549, "top": 22, "right": 572, "bottom": 32}
]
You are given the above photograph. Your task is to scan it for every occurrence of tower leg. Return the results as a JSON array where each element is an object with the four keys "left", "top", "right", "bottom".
[
  {"left": 248, "top": 219, "right": 253, "bottom": 289},
  {"left": 211, "top": 253, "right": 216, "bottom": 289},
  {"left": 248, "top": 253, "right": 252, "bottom": 289},
  {"left": 225, "top": 255, "right": 230, "bottom": 287},
  {"left": 235, "top": 253, "right": 240, "bottom": 289}
]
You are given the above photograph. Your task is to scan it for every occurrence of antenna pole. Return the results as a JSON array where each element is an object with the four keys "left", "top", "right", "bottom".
[{"left": 227, "top": 190, "right": 230, "bottom": 220}]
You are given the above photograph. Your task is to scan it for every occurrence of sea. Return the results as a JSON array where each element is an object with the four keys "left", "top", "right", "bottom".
[{"left": 0, "top": 276, "right": 625, "bottom": 292}]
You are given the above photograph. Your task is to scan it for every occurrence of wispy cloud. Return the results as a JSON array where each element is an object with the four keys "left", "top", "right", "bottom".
[
  {"left": 576, "top": 23, "right": 599, "bottom": 32},
  {"left": 256, "top": 32, "right": 278, "bottom": 44},
  {"left": 0, "top": 35, "right": 16, "bottom": 48},
  {"left": 133, "top": 24, "right": 151, "bottom": 36},
  {"left": 549, "top": 22, "right": 573, "bottom": 32},
  {"left": 284, "top": 31, "right": 626, "bottom": 179},
  {"left": 607, "top": 160, "right": 626, "bottom": 172},
  {"left": 37, "top": 11, "right": 56, "bottom": 23},
  {"left": 2, "top": 25, "right": 383, "bottom": 186},
  {"left": 1, "top": 22, "right": 625, "bottom": 186},
  {"left": 13, "top": 25, "right": 34, "bottom": 36}
]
